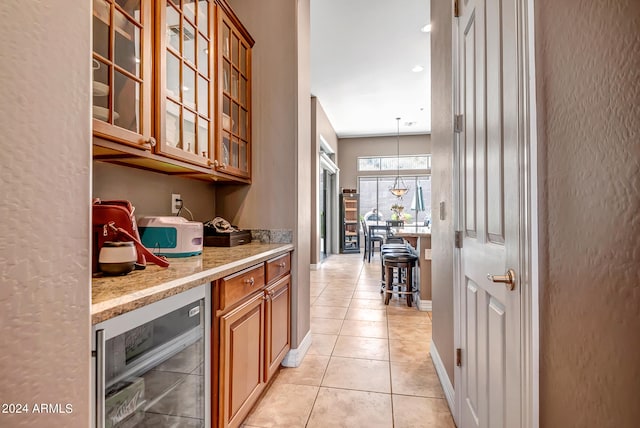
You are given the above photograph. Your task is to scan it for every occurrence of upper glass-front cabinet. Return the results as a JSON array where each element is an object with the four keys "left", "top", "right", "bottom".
[
  {"left": 92, "top": 0, "right": 154, "bottom": 149},
  {"left": 92, "top": 0, "right": 254, "bottom": 181},
  {"left": 215, "top": 3, "right": 254, "bottom": 179},
  {"left": 156, "top": 0, "right": 213, "bottom": 167}
]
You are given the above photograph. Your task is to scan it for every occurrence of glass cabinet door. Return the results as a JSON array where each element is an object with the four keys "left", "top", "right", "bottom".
[
  {"left": 93, "top": 285, "right": 209, "bottom": 428},
  {"left": 158, "top": 0, "right": 213, "bottom": 167},
  {"left": 92, "top": 0, "right": 153, "bottom": 148},
  {"left": 216, "top": 5, "right": 253, "bottom": 178}
]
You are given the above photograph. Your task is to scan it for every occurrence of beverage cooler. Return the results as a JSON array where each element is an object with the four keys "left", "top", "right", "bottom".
[{"left": 92, "top": 285, "right": 210, "bottom": 428}]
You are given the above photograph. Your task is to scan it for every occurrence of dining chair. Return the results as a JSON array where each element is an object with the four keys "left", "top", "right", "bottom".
[
  {"left": 361, "top": 219, "right": 384, "bottom": 263},
  {"left": 385, "top": 220, "right": 404, "bottom": 239}
]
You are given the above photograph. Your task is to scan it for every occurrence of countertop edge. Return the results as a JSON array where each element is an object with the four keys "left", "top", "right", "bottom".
[{"left": 92, "top": 243, "right": 294, "bottom": 324}]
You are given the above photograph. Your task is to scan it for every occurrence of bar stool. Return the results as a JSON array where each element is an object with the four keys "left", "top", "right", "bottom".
[
  {"left": 380, "top": 242, "right": 411, "bottom": 291},
  {"left": 383, "top": 253, "right": 418, "bottom": 307}
]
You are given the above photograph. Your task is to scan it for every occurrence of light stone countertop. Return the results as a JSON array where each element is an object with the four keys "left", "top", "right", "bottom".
[
  {"left": 92, "top": 242, "right": 294, "bottom": 324},
  {"left": 391, "top": 226, "right": 432, "bottom": 237}
]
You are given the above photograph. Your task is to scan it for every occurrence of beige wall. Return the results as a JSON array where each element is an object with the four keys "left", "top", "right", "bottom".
[
  {"left": 536, "top": 1, "right": 640, "bottom": 425},
  {"left": 216, "top": 0, "right": 297, "bottom": 229},
  {"left": 0, "top": 1, "right": 91, "bottom": 427},
  {"left": 310, "top": 97, "right": 339, "bottom": 265},
  {"left": 217, "top": 0, "right": 312, "bottom": 348},
  {"left": 338, "top": 134, "right": 431, "bottom": 190},
  {"left": 430, "top": 0, "right": 455, "bottom": 382},
  {"left": 93, "top": 162, "right": 216, "bottom": 221},
  {"left": 295, "top": 0, "right": 312, "bottom": 347}
]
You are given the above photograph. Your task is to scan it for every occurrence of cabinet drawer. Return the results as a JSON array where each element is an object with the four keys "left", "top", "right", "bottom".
[
  {"left": 266, "top": 253, "right": 291, "bottom": 283},
  {"left": 220, "top": 264, "right": 265, "bottom": 310}
]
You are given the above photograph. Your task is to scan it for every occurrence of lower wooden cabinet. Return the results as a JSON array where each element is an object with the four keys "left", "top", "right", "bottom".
[
  {"left": 219, "top": 292, "right": 265, "bottom": 428},
  {"left": 216, "top": 252, "right": 291, "bottom": 428},
  {"left": 265, "top": 275, "right": 291, "bottom": 381}
]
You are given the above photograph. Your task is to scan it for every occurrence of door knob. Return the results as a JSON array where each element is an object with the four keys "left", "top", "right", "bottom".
[{"left": 487, "top": 268, "right": 516, "bottom": 291}]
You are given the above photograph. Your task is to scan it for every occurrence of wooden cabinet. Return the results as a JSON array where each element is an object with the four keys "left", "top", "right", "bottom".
[
  {"left": 213, "top": 1, "right": 254, "bottom": 179},
  {"left": 340, "top": 192, "right": 360, "bottom": 253},
  {"left": 219, "top": 263, "right": 265, "bottom": 310},
  {"left": 265, "top": 252, "right": 290, "bottom": 283},
  {"left": 215, "top": 252, "right": 291, "bottom": 428},
  {"left": 219, "top": 292, "right": 265, "bottom": 428},
  {"left": 155, "top": 0, "right": 215, "bottom": 167},
  {"left": 92, "top": 0, "right": 254, "bottom": 183},
  {"left": 264, "top": 275, "right": 290, "bottom": 381},
  {"left": 92, "top": 0, "right": 154, "bottom": 150}
]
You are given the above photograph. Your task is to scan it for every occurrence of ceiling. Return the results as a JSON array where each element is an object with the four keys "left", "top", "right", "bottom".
[{"left": 310, "top": 0, "right": 431, "bottom": 138}]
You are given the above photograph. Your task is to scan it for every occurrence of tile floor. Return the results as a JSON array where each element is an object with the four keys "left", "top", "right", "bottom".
[{"left": 242, "top": 253, "right": 456, "bottom": 428}]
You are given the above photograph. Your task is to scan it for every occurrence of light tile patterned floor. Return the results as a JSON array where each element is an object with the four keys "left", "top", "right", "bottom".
[{"left": 242, "top": 253, "right": 456, "bottom": 428}]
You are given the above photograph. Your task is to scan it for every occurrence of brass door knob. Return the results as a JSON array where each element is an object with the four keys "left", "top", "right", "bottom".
[{"left": 487, "top": 268, "right": 516, "bottom": 291}]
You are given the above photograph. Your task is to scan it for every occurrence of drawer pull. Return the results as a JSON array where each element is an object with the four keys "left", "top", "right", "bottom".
[
  {"left": 277, "top": 262, "right": 286, "bottom": 268},
  {"left": 244, "top": 277, "right": 255, "bottom": 285}
]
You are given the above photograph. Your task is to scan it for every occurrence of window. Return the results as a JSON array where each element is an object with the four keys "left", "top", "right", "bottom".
[
  {"left": 357, "top": 155, "right": 431, "bottom": 172},
  {"left": 358, "top": 176, "right": 432, "bottom": 226}
]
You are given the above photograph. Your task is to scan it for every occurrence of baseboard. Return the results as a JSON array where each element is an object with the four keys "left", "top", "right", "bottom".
[
  {"left": 281, "top": 330, "right": 312, "bottom": 368},
  {"left": 430, "top": 339, "right": 455, "bottom": 414},
  {"left": 310, "top": 263, "right": 320, "bottom": 271},
  {"left": 417, "top": 299, "right": 432, "bottom": 311}
]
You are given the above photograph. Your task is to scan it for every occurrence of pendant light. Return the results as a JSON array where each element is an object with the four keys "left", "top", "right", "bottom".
[{"left": 389, "top": 117, "right": 409, "bottom": 198}]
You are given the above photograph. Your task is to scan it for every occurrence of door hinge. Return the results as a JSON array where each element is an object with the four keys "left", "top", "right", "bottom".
[
  {"left": 455, "top": 231, "right": 463, "bottom": 248},
  {"left": 454, "top": 114, "right": 464, "bottom": 133},
  {"left": 456, "top": 348, "right": 462, "bottom": 367},
  {"left": 454, "top": 0, "right": 460, "bottom": 18}
]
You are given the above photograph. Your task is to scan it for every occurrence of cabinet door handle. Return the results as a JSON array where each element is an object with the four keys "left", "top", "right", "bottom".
[
  {"left": 244, "top": 277, "right": 255, "bottom": 285},
  {"left": 212, "top": 160, "right": 227, "bottom": 169},
  {"left": 147, "top": 137, "right": 156, "bottom": 147},
  {"left": 277, "top": 262, "right": 286, "bottom": 268}
]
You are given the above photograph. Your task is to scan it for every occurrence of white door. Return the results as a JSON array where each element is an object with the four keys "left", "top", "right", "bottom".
[{"left": 456, "top": 0, "right": 522, "bottom": 426}]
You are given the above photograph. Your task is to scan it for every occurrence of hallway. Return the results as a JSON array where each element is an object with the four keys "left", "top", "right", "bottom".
[{"left": 242, "top": 253, "right": 455, "bottom": 427}]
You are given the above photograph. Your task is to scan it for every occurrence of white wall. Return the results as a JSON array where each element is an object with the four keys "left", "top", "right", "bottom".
[{"left": 0, "top": 1, "right": 91, "bottom": 426}]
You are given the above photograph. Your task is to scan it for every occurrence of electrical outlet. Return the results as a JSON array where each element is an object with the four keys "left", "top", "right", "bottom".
[{"left": 171, "top": 193, "right": 181, "bottom": 214}]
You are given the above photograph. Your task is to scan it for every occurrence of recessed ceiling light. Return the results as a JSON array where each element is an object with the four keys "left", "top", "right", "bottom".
[
  {"left": 412, "top": 65, "right": 424, "bottom": 73},
  {"left": 421, "top": 24, "right": 432, "bottom": 33}
]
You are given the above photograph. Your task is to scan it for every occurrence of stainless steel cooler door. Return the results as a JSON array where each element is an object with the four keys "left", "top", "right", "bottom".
[{"left": 92, "top": 284, "right": 210, "bottom": 428}]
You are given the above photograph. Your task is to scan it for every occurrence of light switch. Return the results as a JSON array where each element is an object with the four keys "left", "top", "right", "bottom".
[
  {"left": 424, "top": 249, "right": 432, "bottom": 260},
  {"left": 439, "top": 201, "right": 446, "bottom": 220}
]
